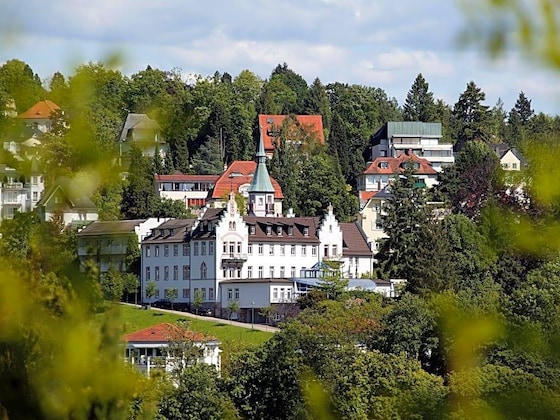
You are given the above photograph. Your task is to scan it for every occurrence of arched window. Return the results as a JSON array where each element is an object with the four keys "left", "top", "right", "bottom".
[{"left": 200, "top": 262, "right": 207, "bottom": 279}]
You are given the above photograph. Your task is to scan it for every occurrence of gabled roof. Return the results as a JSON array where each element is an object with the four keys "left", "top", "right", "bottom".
[
  {"left": 244, "top": 215, "right": 322, "bottom": 244},
  {"left": 209, "top": 161, "right": 283, "bottom": 199},
  {"left": 500, "top": 147, "right": 527, "bottom": 165},
  {"left": 123, "top": 323, "right": 217, "bottom": 343},
  {"left": 362, "top": 153, "right": 437, "bottom": 176},
  {"left": 36, "top": 178, "right": 97, "bottom": 210},
  {"left": 118, "top": 113, "right": 161, "bottom": 142},
  {"left": 258, "top": 114, "right": 325, "bottom": 151},
  {"left": 17, "top": 100, "right": 60, "bottom": 119},
  {"left": 340, "top": 222, "right": 372, "bottom": 256},
  {"left": 359, "top": 191, "right": 377, "bottom": 202},
  {"left": 142, "top": 218, "right": 196, "bottom": 243},
  {"left": 189, "top": 208, "right": 226, "bottom": 240},
  {"left": 77, "top": 219, "right": 148, "bottom": 237}
]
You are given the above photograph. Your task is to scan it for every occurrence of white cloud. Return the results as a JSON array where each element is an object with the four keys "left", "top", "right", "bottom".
[{"left": 1, "top": 0, "right": 559, "bottom": 114}]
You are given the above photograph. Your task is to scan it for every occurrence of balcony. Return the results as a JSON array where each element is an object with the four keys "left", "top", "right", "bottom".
[
  {"left": 221, "top": 253, "right": 248, "bottom": 266},
  {"left": 2, "top": 182, "right": 24, "bottom": 190},
  {"left": 323, "top": 254, "right": 344, "bottom": 263}
]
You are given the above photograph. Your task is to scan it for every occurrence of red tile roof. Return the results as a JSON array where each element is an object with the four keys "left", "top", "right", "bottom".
[
  {"left": 362, "top": 153, "right": 437, "bottom": 175},
  {"left": 122, "top": 323, "right": 216, "bottom": 343},
  {"left": 210, "top": 161, "right": 283, "bottom": 199},
  {"left": 17, "top": 100, "right": 61, "bottom": 119},
  {"left": 359, "top": 191, "right": 377, "bottom": 202},
  {"left": 258, "top": 114, "right": 325, "bottom": 152}
]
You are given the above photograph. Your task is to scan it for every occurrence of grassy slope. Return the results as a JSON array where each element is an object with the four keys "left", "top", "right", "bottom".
[{"left": 112, "top": 304, "right": 273, "bottom": 361}]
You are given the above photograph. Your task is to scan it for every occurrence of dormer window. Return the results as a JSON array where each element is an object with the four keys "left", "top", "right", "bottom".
[
  {"left": 169, "top": 229, "right": 174, "bottom": 236},
  {"left": 288, "top": 226, "right": 293, "bottom": 236},
  {"left": 303, "top": 227, "right": 309, "bottom": 236},
  {"left": 277, "top": 226, "right": 282, "bottom": 236},
  {"left": 250, "top": 225, "right": 256, "bottom": 235},
  {"left": 159, "top": 229, "right": 165, "bottom": 236},
  {"left": 266, "top": 225, "right": 272, "bottom": 235}
]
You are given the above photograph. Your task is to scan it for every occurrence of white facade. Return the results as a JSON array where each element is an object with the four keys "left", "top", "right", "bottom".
[
  {"left": 500, "top": 150, "right": 522, "bottom": 171},
  {"left": 371, "top": 122, "right": 454, "bottom": 172},
  {"left": 0, "top": 173, "right": 45, "bottom": 220},
  {"left": 141, "top": 198, "right": 373, "bottom": 319}
]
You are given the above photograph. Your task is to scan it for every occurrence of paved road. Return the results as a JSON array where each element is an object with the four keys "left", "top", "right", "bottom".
[{"left": 119, "top": 302, "right": 279, "bottom": 333}]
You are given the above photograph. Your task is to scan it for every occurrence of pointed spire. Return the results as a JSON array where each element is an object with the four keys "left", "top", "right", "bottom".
[{"left": 248, "top": 128, "right": 275, "bottom": 194}]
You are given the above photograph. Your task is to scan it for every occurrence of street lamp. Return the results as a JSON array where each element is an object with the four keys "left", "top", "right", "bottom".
[{"left": 251, "top": 301, "right": 255, "bottom": 329}]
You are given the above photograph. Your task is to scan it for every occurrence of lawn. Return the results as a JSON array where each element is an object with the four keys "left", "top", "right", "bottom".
[{"left": 112, "top": 304, "right": 274, "bottom": 358}]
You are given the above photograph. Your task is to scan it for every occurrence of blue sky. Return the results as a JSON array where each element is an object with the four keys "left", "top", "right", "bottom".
[{"left": 1, "top": 0, "right": 559, "bottom": 115}]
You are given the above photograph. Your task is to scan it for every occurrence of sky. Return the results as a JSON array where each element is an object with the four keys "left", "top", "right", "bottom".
[{"left": 1, "top": 0, "right": 559, "bottom": 115}]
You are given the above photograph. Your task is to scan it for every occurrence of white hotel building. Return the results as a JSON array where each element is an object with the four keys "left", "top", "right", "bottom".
[{"left": 140, "top": 134, "right": 375, "bottom": 322}]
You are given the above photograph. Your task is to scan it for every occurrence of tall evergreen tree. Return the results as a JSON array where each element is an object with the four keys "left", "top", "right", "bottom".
[
  {"left": 304, "top": 77, "right": 332, "bottom": 133},
  {"left": 121, "top": 147, "right": 158, "bottom": 218},
  {"left": 451, "top": 81, "right": 491, "bottom": 150},
  {"left": 376, "top": 166, "right": 430, "bottom": 280},
  {"left": 489, "top": 98, "right": 508, "bottom": 143},
  {"left": 47, "top": 71, "right": 69, "bottom": 108},
  {"left": 191, "top": 137, "right": 223, "bottom": 175},
  {"left": 402, "top": 73, "right": 437, "bottom": 122},
  {"left": 507, "top": 108, "right": 524, "bottom": 148},
  {"left": 514, "top": 91, "right": 534, "bottom": 125}
]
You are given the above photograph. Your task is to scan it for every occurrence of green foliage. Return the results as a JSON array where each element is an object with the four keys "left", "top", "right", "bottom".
[
  {"left": 268, "top": 117, "right": 356, "bottom": 219},
  {"left": 122, "top": 273, "right": 139, "bottom": 304},
  {"left": 0, "top": 262, "right": 151, "bottom": 418},
  {"left": 121, "top": 146, "right": 158, "bottom": 219},
  {"left": 192, "top": 289, "right": 204, "bottom": 313},
  {"left": 403, "top": 73, "right": 437, "bottom": 122},
  {"left": 100, "top": 267, "right": 125, "bottom": 302},
  {"left": 317, "top": 266, "right": 348, "bottom": 300},
  {"left": 93, "top": 177, "right": 123, "bottom": 221},
  {"left": 376, "top": 166, "right": 430, "bottom": 280},
  {"left": 145, "top": 281, "right": 157, "bottom": 306},
  {"left": 191, "top": 137, "right": 223, "bottom": 175},
  {"left": 226, "top": 300, "right": 239, "bottom": 321},
  {"left": 451, "top": 81, "right": 492, "bottom": 149},
  {"left": 436, "top": 140, "right": 503, "bottom": 219},
  {"left": 326, "top": 82, "right": 401, "bottom": 187},
  {"left": 370, "top": 293, "right": 438, "bottom": 365},
  {"left": 0, "top": 58, "right": 45, "bottom": 112},
  {"left": 164, "top": 288, "right": 178, "bottom": 310},
  {"left": 157, "top": 364, "right": 238, "bottom": 420}
]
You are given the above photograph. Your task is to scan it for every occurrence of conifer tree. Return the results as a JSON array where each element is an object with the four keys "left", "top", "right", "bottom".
[
  {"left": 304, "top": 77, "right": 332, "bottom": 133},
  {"left": 403, "top": 73, "right": 437, "bottom": 122},
  {"left": 376, "top": 165, "right": 429, "bottom": 280},
  {"left": 513, "top": 91, "right": 534, "bottom": 125},
  {"left": 451, "top": 81, "right": 491, "bottom": 150}
]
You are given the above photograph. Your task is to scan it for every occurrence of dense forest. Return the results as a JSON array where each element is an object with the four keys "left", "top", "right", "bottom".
[{"left": 0, "top": 58, "right": 558, "bottom": 223}]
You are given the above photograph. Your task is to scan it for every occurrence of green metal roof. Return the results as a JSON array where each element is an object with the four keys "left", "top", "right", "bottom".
[
  {"left": 248, "top": 132, "right": 275, "bottom": 193},
  {"left": 386, "top": 121, "right": 442, "bottom": 137}
]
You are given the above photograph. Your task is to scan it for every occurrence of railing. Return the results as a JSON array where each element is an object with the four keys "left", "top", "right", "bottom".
[
  {"left": 221, "top": 253, "right": 248, "bottom": 262},
  {"left": 2, "top": 197, "right": 23, "bottom": 204},
  {"left": 2, "top": 182, "right": 24, "bottom": 189}
]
